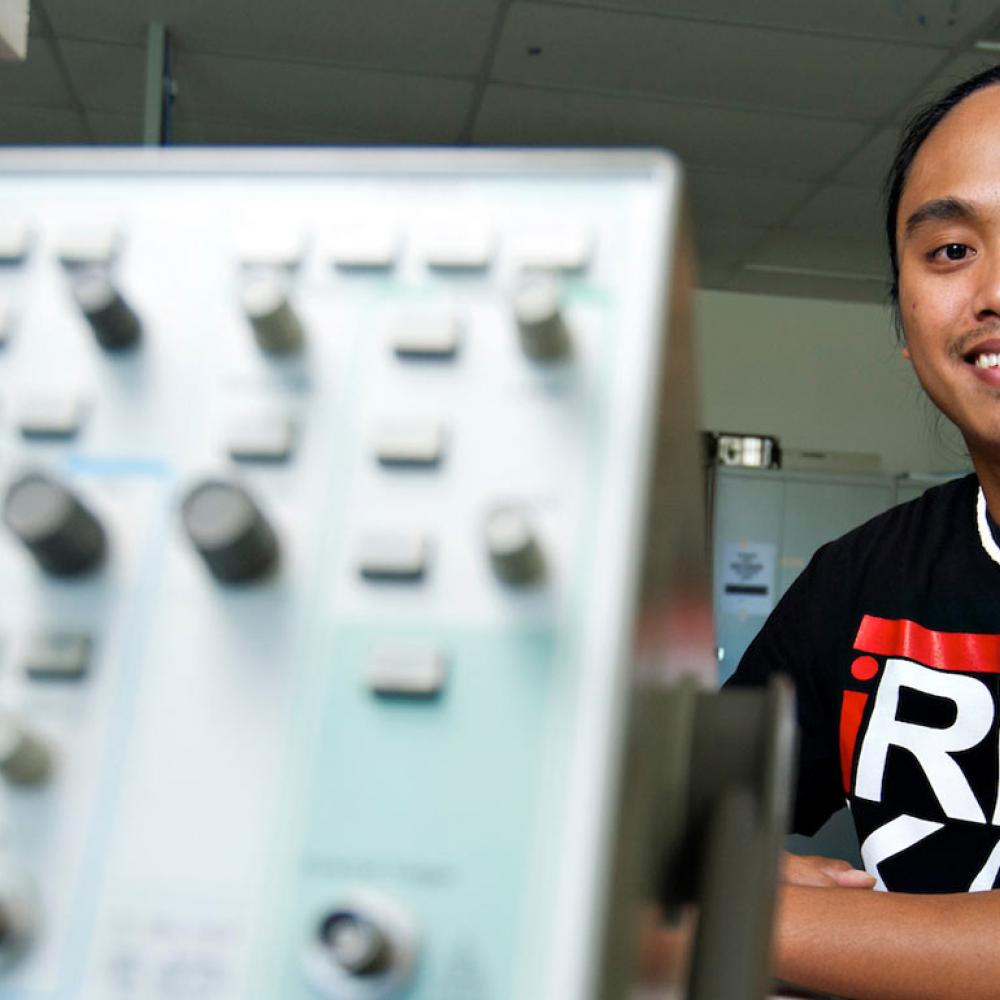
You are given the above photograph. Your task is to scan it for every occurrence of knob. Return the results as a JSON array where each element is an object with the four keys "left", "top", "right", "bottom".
[
  {"left": 3, "top": 471, "right": 106, "bottom": 577},
  {"left": 0, "top": 712, "right": 52, "bottom": 787},
  {"left": 239, "top": 270, "right": 304, "bottom": 355},
  {"left": 511, "top": 272, "right": 571, "bottom": 361},
  {"left": 181, "top": 479, "right": 279, "bottom": 584},
  {"left": 319, "top": 910, "right": 392, "bottom": 977},
  {"left": 0, "top": 865, "right": 36, "bottom": 969},
  {"left": 485, "top": 506, "right": 545, "bottom": 585},
  {"left": 304, "top": 889, "right": 419, "bottom": 999},
  {"left": 70, "top": 268, "right": 141, "bottom": 351}
]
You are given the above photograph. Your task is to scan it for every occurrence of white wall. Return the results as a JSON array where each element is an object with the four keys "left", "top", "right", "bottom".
[{"left": 694, "top": 289, "right": 970, "bottom": 476}]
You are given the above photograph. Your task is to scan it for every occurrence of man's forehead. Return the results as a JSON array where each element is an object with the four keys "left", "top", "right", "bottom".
[{"left": 901, "top": 87, "right": 1000, "bottom": 222}]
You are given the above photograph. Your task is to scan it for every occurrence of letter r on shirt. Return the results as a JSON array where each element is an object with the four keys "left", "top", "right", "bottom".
[{"left": 854, "top": 658, "right": 993, "bottom": 823}]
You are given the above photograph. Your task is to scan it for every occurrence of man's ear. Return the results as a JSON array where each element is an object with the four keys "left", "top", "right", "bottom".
[{"left": 902, "top": 343, "right": 911, "bottom": 360}]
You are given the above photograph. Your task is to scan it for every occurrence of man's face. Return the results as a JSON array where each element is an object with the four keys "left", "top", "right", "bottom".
[{"left": 897, "top": 84, "right": 1000, "bottom": 459}]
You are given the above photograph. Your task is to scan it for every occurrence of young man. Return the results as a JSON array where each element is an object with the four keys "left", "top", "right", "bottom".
[{"left": 727, "top": 65, "right": 1000, "bottom": 998}]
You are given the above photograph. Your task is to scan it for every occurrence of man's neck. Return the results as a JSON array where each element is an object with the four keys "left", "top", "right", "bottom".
[{"left": 969, "top": 451, "right": 1000, "bottom": 524}]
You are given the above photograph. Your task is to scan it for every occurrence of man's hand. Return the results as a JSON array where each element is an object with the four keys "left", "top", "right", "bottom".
[{"left": 781, "top": 851, "right": 875, "bottom": 889}]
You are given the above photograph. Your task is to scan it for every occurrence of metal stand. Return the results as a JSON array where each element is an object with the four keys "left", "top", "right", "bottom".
[{"left": 143, "top": 22, "right": 174, "bottom": 146}]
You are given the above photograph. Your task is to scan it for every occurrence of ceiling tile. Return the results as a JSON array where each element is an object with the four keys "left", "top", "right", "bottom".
[
  {"left": 893, "top": 50, "right": 1000, "bottom": 123},
  {"left": 834, "top": 127, "right": 900, "bottom": 186},
  {"left": 41, "top": 0, "right": 501, "bottom": 77},
  {"left": 473, "top": 85, "right": 870, "bottom": 179},
  {"left": 558, "top": 1, "right": 1000, "bottom": 46},
  {"left": 170, "top": 51, "right": 474, "bottom": 142},
  {"left": 60, "top": 40, "right": 147, "bottom": 112},
  {"left": 693, "top": 221, "right": 769, "bottom": 266},
  {"left": 169, "top": 118, "right": 390, "bottom": 146},
  {"left": 492, "top": 3, "right": 946, "bottom": 119},
  {"left": 86, "top": 109, "right": 142, "bottom": 143},
  {"left": 0, "top": 104, "right": 88, "bottom": 143},
  {"left": 0, "top": 37, "right": 74, "bottom": 107},
  {"left": 686, "top": 169, "right": 815, "bottom": 228},
  {"left": 784, "top": 183, "right": 884, "bottom": 243}
]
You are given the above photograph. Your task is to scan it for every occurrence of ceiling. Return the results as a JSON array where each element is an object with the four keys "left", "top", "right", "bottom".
[{"left": 3, "top": 0, "right": 1000, "bottom": 303}]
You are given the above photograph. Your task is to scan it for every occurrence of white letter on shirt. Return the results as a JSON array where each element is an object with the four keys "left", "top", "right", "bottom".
[{"left": 854, "top": 658, "right": 992, "bottom": 823}]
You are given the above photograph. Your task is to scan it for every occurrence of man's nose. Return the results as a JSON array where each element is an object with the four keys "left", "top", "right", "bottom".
[{"left": 973, "top": 247, "right": 1000, "bottom": 321}]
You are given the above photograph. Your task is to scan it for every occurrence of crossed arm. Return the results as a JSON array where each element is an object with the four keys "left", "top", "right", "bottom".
[{"left": 777, "top": 854, "right": 1000, "bottom": 1000}]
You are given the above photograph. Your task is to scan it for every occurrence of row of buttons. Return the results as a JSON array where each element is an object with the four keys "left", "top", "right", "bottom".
[
  {"left": 2, "top": 397, "right": 444, "bottom": 468},
  {"left": 0, "top": 220, "right": 594, "bottom": 272}
]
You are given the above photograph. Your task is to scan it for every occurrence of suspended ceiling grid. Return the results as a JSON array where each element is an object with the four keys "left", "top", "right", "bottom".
[{"left": 3, "top": 0, "right": 1000, "bottom": 303}]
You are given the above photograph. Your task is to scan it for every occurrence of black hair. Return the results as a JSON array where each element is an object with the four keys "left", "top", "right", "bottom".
[{"left": 884, "top": 63, "right": 1000, "bottom": 328}]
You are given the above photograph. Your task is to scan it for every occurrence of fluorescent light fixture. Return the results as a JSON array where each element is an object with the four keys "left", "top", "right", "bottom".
[
  {"left": 743, "top": 263, "right": 884, "bottom": 283},
  {"left": 974, "top": 40, "right": 1000, "bottom": 52},
  {"left": 0, "top": 0, "right": 29, "bottom": 61}
]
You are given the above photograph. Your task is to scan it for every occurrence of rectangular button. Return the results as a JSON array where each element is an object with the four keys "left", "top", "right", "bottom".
[
  {"left": 0, "top": 295, "right": 14, "bottom": 347},
  {"left": 373, "top": 421, "right": 444, "bottom": 467},
  {"left": 510, "top": 227, "right": 593, "bottom": 270},
  {"left": 0, "top": 220, "right": 30, "bottom": 263},
  {"left": 227, "top": 410, "right": 296, "bottom": 462},
  {"left": 56, "top": 224, "right": 118, "bottom": 266},
  {"left": 325, "top": 226, "right": 399, "bottom": 269},
  {"left": 24, "top": 631, "right": 92, "bottom": 681},
  {"left": 357, "top": 531, "right": 428, "bottom": 581},
  {"left": 19, "top": 394, "right": 85, "bottom": 438},
  {"left": 234, "top": 225, "right": 305, "bottom": 268},
  {"left": 421, "top": 228, "right": 493, "bottom": 270},
  {"left": 366, "top": 646, "right": 447, "bottom": 698},
  {"left": 390, "top": 312, "right": 460, "bottom": 359}
]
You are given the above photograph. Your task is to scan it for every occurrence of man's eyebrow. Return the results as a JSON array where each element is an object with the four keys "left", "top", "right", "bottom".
[{"left": 903, "top": 197, "right": 978, "bottom": 239}]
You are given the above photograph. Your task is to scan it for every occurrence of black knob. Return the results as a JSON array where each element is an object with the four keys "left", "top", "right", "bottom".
[
  {"left": 3, "top": 471, "right": 106, "bottom": 576},
  {"left": 181, "top": 479, "right": 279, "bottom": 584},
  {"left": 318, "top": 910, "right": 392, "bottom": 977},
  {"left": 70, "top": 269, "right": 142, "bottom": 351}
]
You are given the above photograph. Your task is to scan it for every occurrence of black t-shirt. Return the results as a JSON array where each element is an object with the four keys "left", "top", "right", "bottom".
[{"left": 727, "top": 473, "right": 1000, "bottom": 893}]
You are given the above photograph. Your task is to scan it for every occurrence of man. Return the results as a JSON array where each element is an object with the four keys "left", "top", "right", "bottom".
[{"left": 727, "top": 64, "right": 1000, "bottom": 998}]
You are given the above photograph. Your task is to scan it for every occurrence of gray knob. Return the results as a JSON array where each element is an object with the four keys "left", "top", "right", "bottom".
[
  {"left": 71, "top": 269, "right": 141, "bottom": 351},
  {"left": 0, "top": 865, "right": 36, "bottom": 969},
  {"left": 318, "top": 910, "right": 392, "bottom": 977},
  {"left": 181, "top": 479, "right": 279, "bottom": 584},
  {"left": 485, "top": 507, "right": 545, "bottom": 585},
  {"left": 511, "top": 273, "right": 571, "bottom": 361},
  {"left": 0, "top": 713, "right": 52, "bottom": 787},
  {"left": 240, "top": 270, "right": 304, "bottom": 355},
  {"left": 3, "top": 471, "right": 106, "bottom": 577}
]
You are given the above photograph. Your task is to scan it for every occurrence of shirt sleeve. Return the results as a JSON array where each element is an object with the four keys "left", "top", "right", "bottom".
[{"left": 724, "top": 552, "right": 846, "bottom": 836}]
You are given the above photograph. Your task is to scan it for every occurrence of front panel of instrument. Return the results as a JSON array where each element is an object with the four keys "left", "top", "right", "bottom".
[{"left": 0, "top": 151, "right": 691, "bottom": 999}]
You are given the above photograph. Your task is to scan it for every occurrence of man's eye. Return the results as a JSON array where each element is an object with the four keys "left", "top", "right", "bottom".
[{"left": 930, "top": 243, "right": 974, "bottom": 262}]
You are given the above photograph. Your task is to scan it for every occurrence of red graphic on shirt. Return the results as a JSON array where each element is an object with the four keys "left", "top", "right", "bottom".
[{"left": 854, "top": 615, "right": 1000, "bottom": 673}]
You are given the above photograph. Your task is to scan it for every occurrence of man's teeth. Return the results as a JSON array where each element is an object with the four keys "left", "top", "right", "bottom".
[{"left": 975, "top": 353, "right": 1000, "bottom": 369}]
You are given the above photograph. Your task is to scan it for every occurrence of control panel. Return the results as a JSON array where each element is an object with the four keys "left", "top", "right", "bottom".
[{"left": 0, "top": 150, "right": 735, "bottom": 999}]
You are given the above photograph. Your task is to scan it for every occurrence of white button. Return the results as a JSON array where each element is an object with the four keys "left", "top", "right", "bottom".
[
  {"left": 24, "top": 631, "right": 91, "bottom": 681},
  {"left": 510, "top": 227, "right": 592, "bottom": 270},
  {"left": 0, "top": 220, "right": 30, "bottom": 263},
  {"left": 389, "top": 312, "right": 460, "bottom": 359},
  {"left": 233, "top": 224, "right": 305, "bottom": 268},
  {"left": 18, "top": 393, "right": 85, "bottom": 438},
  {"left": 55, "top": 224, "right": 119, "bottom": 266},
  {"left": 373, "top": 420, "right": 444, "bottom": 467},
  {"left": 421, "top": 227, "right": 493, "bottom": 269},
  {"left": 366, "top": 646, "right": 447, "bottom": 697},
  {"left": 325, "top": 226, "right": 399, "bottom": 269},
  {"left": 357, "top": 531, "right": 428, "bottom": 581},
  {"left": 227, "top": 410, "right": 296, "bottom": 462},
  {"left": 0, "top": 295, "right": 14, "bottom": 347}
]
